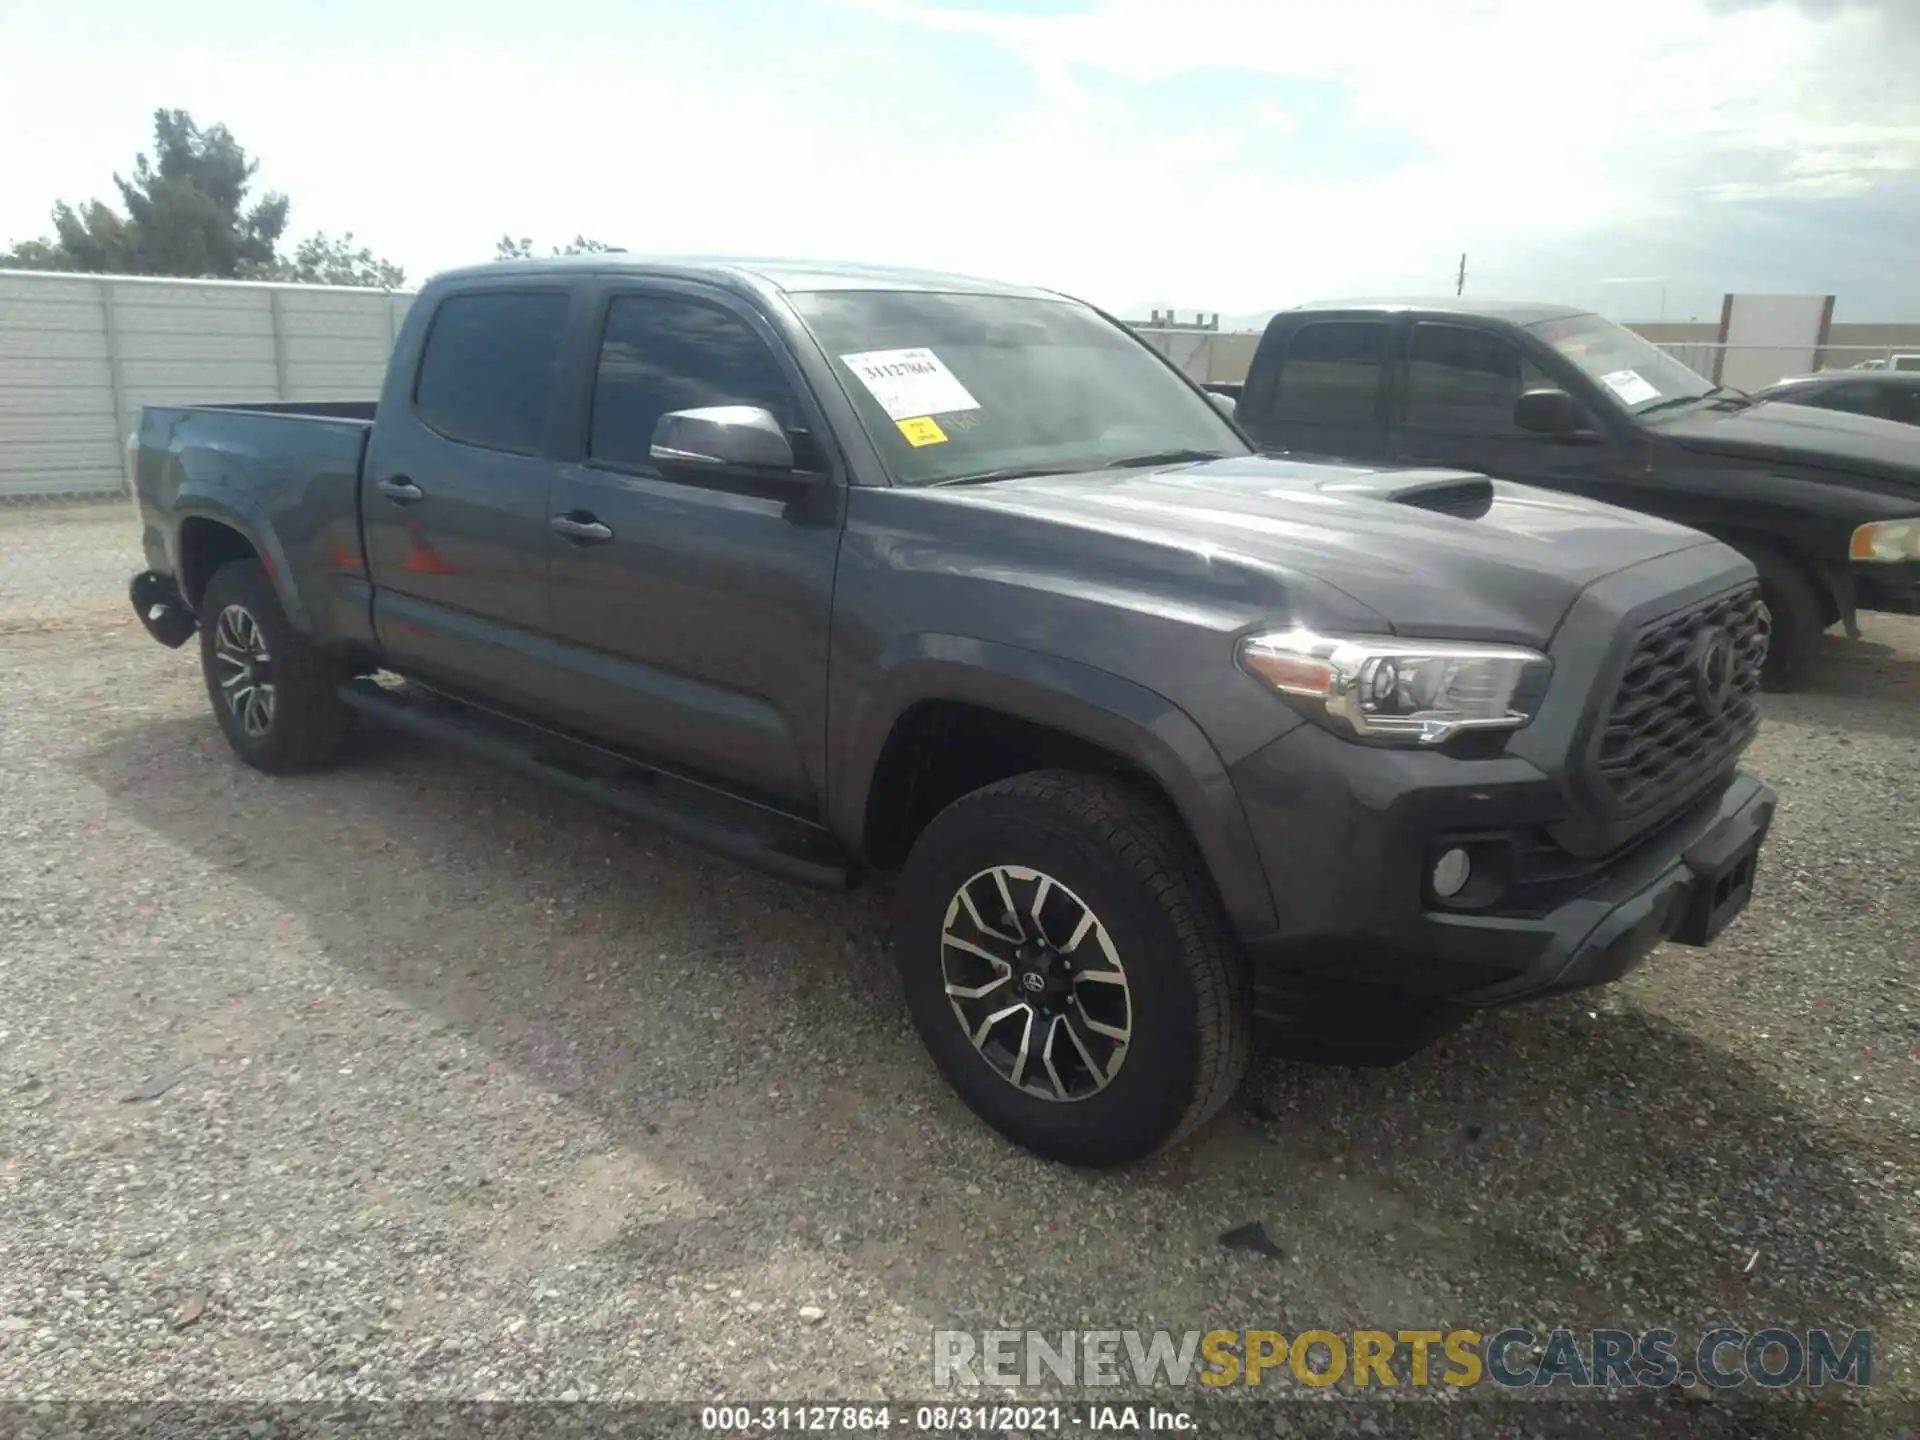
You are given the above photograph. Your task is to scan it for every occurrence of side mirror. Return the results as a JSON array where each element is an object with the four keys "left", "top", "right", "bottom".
[
  {"left": 1207, "top": 391, "right": 1238, "bottom": 419},
  {"left": 650, "top": 406, "right": 796, "bottom": 472},
  {"left": 1514, "top": 387, "right": 1593, "bottom": 437}
]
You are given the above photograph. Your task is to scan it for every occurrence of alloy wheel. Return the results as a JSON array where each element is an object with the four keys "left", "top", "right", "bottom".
[
  {"left": 212, "top": 603, "right": 276, "bottom": 738},
  {"left": 939, "top": 865, "right": 1133, "bottom": 1102}
]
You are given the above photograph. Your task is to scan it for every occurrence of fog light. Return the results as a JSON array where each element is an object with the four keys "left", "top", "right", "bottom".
[{"left": 1432, "top": 847, "right": 1472, "bottom": 899}]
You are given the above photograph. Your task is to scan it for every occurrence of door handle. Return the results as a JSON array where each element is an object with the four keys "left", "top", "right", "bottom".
[
  {"left": 550, "top": 512, "right": 614, "bottom": 545},
  {"left": 376, "top": 475, "right": 424, "bottom": 504}
]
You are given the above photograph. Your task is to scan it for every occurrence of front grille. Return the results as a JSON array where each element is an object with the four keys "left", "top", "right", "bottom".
[{"left": 1592, "top": 584, "right": 1767, "bottom": 815}]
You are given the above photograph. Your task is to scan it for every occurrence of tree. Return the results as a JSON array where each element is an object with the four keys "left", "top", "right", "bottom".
[
  {"left": 254, "top": 232, "right": 406, "bottom": 289},
  {"left": 495, "top": 234, "right": 624, "bottom": 260},
  {"left": 0, "top": 236, "right": 78, "bottom": 272},
  {"left": 1, "top": 108, "right": 402, "bottom": 287},
  {"left": 1, "top": 109, "right": 288, "bottom": 278}
]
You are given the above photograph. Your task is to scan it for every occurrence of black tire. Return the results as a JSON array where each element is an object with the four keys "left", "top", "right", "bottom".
[
  {"left": 894, "top": 770, "right": 1252, "bottom": 1168},
  {"left": 1742, "top": 547, "right": 1826, "bottom": 692},
  {"left": 197, "top": 559, "right": 351, "bottom": 774}
]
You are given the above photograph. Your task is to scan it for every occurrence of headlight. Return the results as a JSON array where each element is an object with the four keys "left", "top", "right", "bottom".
[
  {"left": 1238, "top": 628, "right": 1549, "bottom": 745},
  {"left": 1850, "top": 518, "right": 1920, "bottom": 562}
]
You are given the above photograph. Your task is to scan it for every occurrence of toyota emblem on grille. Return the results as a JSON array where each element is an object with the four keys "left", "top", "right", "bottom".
[{"left": 1692, "top": 629, "right": 1736, "bottom": 714}]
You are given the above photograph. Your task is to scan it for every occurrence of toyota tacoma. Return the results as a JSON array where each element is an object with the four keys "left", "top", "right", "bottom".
[{"left": 128, "top": 257, "right": 1776, "bottom": 1167}]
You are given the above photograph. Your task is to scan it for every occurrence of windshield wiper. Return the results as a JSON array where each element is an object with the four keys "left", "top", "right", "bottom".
[
  {"left": 1638, "top": 385, "right": 1751, "bottom": 420},
  {"left": 926, "top": 449, "right": 1228, "bottom": 487},
  {"left": 1102, "top": 448, "right": 1230, "bottom": 469},
  {"left": 1635, "top": 393, "right": 1713, "bottom": 418},
  {"left": 926, "top": 464, "right": 1086, "bottom": 487}
]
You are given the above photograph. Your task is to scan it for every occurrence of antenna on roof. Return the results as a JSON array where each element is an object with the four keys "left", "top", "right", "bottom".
[{"left": 1455, "top": 252, "right": 1467, "bottom": 297}]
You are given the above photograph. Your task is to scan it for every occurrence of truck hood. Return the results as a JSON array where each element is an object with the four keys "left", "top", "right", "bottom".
[
  {"left": 1655, "top": 400, "right": 1920, "bottom": 494},
  {"left": 936, "top": 456, "right": 1719, "bottom": 648}
]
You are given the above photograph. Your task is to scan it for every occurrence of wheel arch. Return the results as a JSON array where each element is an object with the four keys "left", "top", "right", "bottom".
[
  {"left": 172, "top": 491, "right": 315, "bottom": 634},
  {"left": 835, "top": 634, "right": 1279, "bottom": 940},
  {"left": 1698, "top": 524, "right": 1843, "bottom": 627}
]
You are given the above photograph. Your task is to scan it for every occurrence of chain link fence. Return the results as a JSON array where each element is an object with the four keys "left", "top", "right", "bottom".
[{"left": 0, "top": 492, "right": 144, "bottom": 636}]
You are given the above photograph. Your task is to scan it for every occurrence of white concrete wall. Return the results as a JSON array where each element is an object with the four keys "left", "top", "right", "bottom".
[{"left": 0, "top": 270, "right": 413, "bottom": 498}]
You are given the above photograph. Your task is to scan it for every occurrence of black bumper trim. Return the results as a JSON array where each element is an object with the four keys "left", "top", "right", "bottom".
[
  {"left": 130, "top": 571, "right": 197, "bottom": 648},
  {"left": 1449, "top": 773, "right": 1774, "bottom": 1007}
]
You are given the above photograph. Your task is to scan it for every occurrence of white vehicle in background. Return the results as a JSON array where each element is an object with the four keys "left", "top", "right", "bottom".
[{"left": 1850, "top": 355, "right": 1920, "bottom": 372}]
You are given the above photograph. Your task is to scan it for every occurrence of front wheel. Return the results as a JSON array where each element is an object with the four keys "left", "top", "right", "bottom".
[
  {"left": 1740, "top": 547, "right": 1826, "bottom": 692},
  {"left": 197, "top": 559, "right": 351, "bottom": 774},
  {"left": 894, "top": 771, "right": 1252, "bottom": 1167}
]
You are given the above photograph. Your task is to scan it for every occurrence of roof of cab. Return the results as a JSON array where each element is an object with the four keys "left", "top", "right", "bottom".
[
  {"left": 425, "top": 254, "right": 1064, "bottom": 301},
  {"left": 1286, "top": 297, "right": 1589, "bottom": 325}
]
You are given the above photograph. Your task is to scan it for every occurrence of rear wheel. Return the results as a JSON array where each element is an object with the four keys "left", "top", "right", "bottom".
[
  {"left": 197, "top": 559, "right": 351, "bottom": 773},
  {"left": 894, "top": 770, "right": 1252, "bottom": 1168}
]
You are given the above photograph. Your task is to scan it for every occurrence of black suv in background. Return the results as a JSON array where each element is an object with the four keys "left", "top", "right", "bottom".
[
  {"left": 1754, "top": 371, "right": 1920, "bottom": 430},
  {"left": 1232, "top": 300, "right": 1920, "bottom": 688}
]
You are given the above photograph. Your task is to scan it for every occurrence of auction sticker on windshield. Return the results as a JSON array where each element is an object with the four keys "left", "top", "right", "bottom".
[
  {"left": 1600, "top": 368, "right": 1661, "bottom": 406},
  {"left": 896, "top": 417, "right": 949, "bottom": 447},
  {"left": 840, "top": 348, "right": 981, "bottom": 421}
]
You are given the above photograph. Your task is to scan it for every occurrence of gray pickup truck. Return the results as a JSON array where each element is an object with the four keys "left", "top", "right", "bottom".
[{"left": 129, "top": 257, "right": 1776, "bottom": 1166}]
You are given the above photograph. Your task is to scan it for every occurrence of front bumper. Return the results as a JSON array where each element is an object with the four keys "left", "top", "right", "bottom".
[
  {"left": 1853, "top": 557, "right": 1920, "bottom": 616},
  {"left": 1228, "top": 720, "right": 1776, "bottom": 1031}
]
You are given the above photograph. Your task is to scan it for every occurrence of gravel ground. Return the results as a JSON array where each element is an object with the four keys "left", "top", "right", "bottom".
[{"left": 0, "top": 504, "right": 1915, "bottom": 1426}]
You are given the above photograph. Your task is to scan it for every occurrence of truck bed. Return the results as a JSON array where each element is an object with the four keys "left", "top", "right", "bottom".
[{"left": 133, "top": 402, "right": 379, "bottom": 653}]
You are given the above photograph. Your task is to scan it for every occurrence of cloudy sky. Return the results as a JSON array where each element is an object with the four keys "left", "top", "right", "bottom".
[{"left": 3, "top": 0, "right": 1917, "bottom": 321}]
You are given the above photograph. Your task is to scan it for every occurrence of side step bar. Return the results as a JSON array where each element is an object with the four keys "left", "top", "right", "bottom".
[{"left": 337, "top": 678, "right": 858, "bottom": 891}]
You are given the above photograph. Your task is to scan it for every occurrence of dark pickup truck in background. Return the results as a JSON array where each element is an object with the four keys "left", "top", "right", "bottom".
[
  {"left": 1230, "top": 300, "right": 1920, "bottom": 689},
  {"left": 131, "top": 257, "right": 1775, "bottom": 1166}
]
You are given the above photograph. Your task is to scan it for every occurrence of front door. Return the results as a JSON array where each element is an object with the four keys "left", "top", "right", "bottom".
[
  {"left": 541, "top": 285, "right": 843, "bottom": 814},
  {"left": 1386, "top": 320, "right": 1628, "bottom": 499}
]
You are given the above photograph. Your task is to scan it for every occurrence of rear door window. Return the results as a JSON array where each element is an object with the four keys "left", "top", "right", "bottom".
[
  {"left": 413, "top": 292, "right": 571, "bottom": 454},
  {"left": 1266, "top": 321, "right": 1388, "bottom": 424}
]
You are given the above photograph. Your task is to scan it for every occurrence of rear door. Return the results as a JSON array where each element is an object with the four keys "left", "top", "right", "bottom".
[
  {"left": 1387, "top": 319, "right": 1629, "bottom": 496},
  {"left": 362, "top": 285, "right": 579, "bottom": 708},
  {"left": 1241, "top": 317, "right": 1393, "bottom": 463},
  {"left": 539, "top": 282, "right": 843, "bottom": 813}
]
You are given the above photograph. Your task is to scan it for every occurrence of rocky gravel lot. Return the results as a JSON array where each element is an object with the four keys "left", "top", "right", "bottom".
[{"left": 1, "top": 504, "right": 1916, "bottom": 1430}]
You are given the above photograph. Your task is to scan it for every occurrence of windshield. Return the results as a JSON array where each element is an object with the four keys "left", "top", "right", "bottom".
[
  {"left": 1527, "top": 312, "right": 1716, "bottom": 415},
  {"left": 789, "top": 289, "right": 1248, "bottom": 485}
]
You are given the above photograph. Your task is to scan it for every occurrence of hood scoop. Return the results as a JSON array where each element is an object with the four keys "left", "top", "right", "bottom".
[
  {"left": 1315, "top": 468, "right": 1495, "bottom": 519},
  {"left": 1320, "top": 470, "right": 1497, "bottom": 522}
]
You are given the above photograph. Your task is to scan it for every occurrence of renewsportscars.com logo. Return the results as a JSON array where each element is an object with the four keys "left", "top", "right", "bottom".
[{"left": 931, "top": 1327, "right": 1872, "bottom": 1391}]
